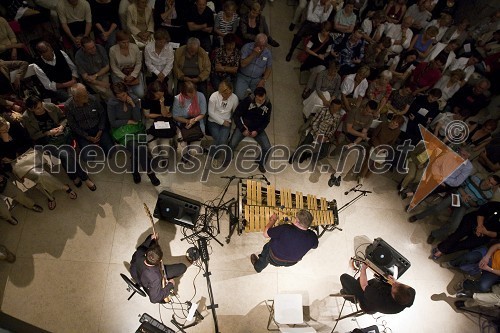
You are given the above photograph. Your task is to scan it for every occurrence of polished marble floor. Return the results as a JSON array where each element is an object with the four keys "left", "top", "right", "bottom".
[{"left": 0, "top": 2, "right": 496, "bottom": 333}]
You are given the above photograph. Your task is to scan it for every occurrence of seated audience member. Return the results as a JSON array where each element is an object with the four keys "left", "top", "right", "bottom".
[
  {"left": 288, "top": 0, "right": 308, "bottom": 32},
  {"left": 388, "top": 49, "right": 418, "bottom": 88},
  {"left": 213, "top": 1, "right": 239, "bottom": 48},
  {"left": 75, "top": 37, "right": 113, "bottom": 100},
  {"left": 33, "top": 41, "right": 79, "bottom": 103},
  {"left": 0, "top": 60, "right": 28, "bottom": 104},
  {"left": 23, "top": 96, "right": 97, "bottom": 195},
  {"left": 362, "top": 37, "right": 392, "bottom": 76},
  {"left": 463, "top": 119, "right": 498, "bottom": 155},
  {"left": 375, "top": 16, "right": 414, "bottom": 55},
  {"left": 447, "top": 79, "right": 491, "bottom": 117},
  {"left": 409, "top": 26, "right": 439, "bottom": 60},
  {"left": 88, "top": 0, "right": 120, "bottom": 49},
  {"left": 426, "top": 39, "right": 460, "bottom": 73},
  {"left": 404, "top": 0, "right": 431, "bottom": 32},
  {"left": 109, "top": 30, "right": 145, "bottom": 98},
  {"left": 407, "top": 55, "right": 445, "bottom": 96},
  {"left": 404, "top": 88, "right": 441, "bottom": 144},
  {"left": 225, "top": 87, "right": 272, "bottom": 173},
  {"left": 409, "top": 174, "right": 499, "bottom": 243},
  {"left": 328, "top": 100, "right": 379, "bottom": 187},
  {"left": 476, "top": 29, "right": 500, "bottom": 57},
  {"left": 302, "top": 61, "right": 341, "bottom": 119},
  {"left": 238, "top": 2, "right": 279, "bottom": 48},
  {"left": 172, "top": 81, "right": 207, "bottom": 163},
  {"left": 431, "top": 201, "right": 500, "bottom": 260},
  {"left": 234, "top": 34, "right": 272, "bottom": 100},
  {"left": 398, "top": 140, "right": 428, "bottom": 196},
  {"left": 144, "top": 29, "right": 174, "bottom": 85},
  {"left": 330, "top": 29, "right": 366, "bottom": 76},
  {"left": 431, "top": 0, "right": 457, "bottom": 19},
  {"left": 432, "top": 70, "right": 465, "bottom": 109},
  {"left": 238, "top": 0, "right": 266, "bottom": 16},
  {"left": 57, "top": 0, "right": 92, "bottom": 48},
  {"left": 447, "top": 53, "right": 482, "bottom": 83},
  {"left": 383, "top": 84, "right": 414, "bottom": 117},
  {"left": 108, "top": 82, "right": 160, "bottom": 185},
  {"left": 173, "top": 37, "right": 211, "bottom": 98},
  {"left": 211, "top": 33, "right": 240, "bottom": 90},
  {"left": 0, "top": 116, "right": 77, "bottom": 210},
  {"left": 298, "top": 22, "right": 333, "bottom": 73},
  {"left": 207, "top": 80, "right": 239, "bottom": 162},
  {"left": 65, "top": 84, "right": 115, "bottom": 160},
  {"left": 0, "top": 170, "right": 43, "bottom": 225},
  {"left": 340, "top": 262, "right": 415, "bottom": 314},
  {"left": 432, "top": 107, "right": 471, "bottom": 142},
  {"left": 441, "top": 18, "right": 470, "bottom": 45},
  {"left": 478, "top": 138, "right": 500, "bottom": 173},
  {"left": 426, "top": 13, "right": 452, "bottom": 42},
  {"left": 285, "top": 0, "right": 333, "bottom": 62},
  {"left": 450, "top": 242, "right": 500, "bottom": 295},
  {"left": 454, "top": 285, "right": 500, "bottom": 314},
  {"left": 126, "top": 0, "right": 154, "bottom": 48},
  {"left": 187, "top": 0, "right": 214, "bottom": 53},
  {"left": 0, "top": 16, "right": 30, "bottom": 61},
  {"left": 142, "top": 81, "right": 176, "bottom": 159},
  {"left": 366, "top": 70, "right": 392, "bottom": 116},
  {"left": 384, "top": 0, "right": 407, "bottom": 24},
  {"left": 130, "top": 233, "right": 187, "bottom": 303},
  {"left": 360, "top": 10, "right": 386, "bottom": 43},
  {"left": 333, "top": 1, "right": 356, "bottom": 36},
  {"left": 152, "top": 0, "right": 189, "bottom": 44},
  {"left": 290, "top": 99, "right": 343, "bottom": 164},
  {"left": 340, "top": 66, "right": 370, "bottom": 114}
]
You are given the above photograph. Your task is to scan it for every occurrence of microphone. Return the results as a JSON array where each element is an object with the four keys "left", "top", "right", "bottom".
[
  {"left": 261, "top": 174, "right": 271, "bottom": 185},
  {"left": 344, "top": 184, "right": 361, "bottom": 195}
]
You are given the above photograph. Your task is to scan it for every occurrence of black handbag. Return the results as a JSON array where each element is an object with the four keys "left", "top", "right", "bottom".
[
  {"left": 147, "top": 117, "right": 177, "bottom": 138},
  {"left": 179, "top": 121, "right": 204, "bottom": 142}
]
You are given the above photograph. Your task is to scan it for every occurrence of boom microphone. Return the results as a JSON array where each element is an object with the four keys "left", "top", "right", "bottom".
[{"left": 344, "top": 184, "right": 362, "bottom": 195}]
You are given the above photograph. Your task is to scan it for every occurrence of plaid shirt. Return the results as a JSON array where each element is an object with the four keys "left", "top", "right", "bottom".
[
  {"left": 65, "top": 95, "right": 106, "bottom": 138},
  {"left": 310, "top": 107, "right": 341, "bottom": 141}
]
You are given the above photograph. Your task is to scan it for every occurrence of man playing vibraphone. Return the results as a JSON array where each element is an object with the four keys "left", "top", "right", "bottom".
[{"left": 250, "top": 209, "right": 319, "bottom": 273}]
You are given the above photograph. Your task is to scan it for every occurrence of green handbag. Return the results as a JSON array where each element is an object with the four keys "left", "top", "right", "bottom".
[{"left": 111, "top": 123, "right": 146, "bottom": 146}]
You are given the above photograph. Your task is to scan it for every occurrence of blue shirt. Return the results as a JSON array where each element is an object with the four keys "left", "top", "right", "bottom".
[
  {"left": 444, "top": 160, "right": 473, "bottom": 187},
  {"left": 239, "top": 42, "right": 272, "bottom": 79},
  {"left": 459, "top": 175, "right": 494, "bottom": 208},
  {"left": 268, "top": 224, "right": 318, "bottom": 261}
]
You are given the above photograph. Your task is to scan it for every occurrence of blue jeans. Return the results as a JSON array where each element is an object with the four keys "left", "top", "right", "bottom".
[
  {"left": 207, "top": 120, "right": 231, "bottom": 158},
  {"left": 42, "top": 144, "right": 88, "bottom": 181},
  {"left": 228, "top": 128, "right": 271, "bottom": 166},
  {"left": 414, "top": 196, "right": 467, "bottom": 240},
  {"left": 253, "top": 242, "right": 297, "bottom": 273},
  {"left": 234, "top": 73, "right": 262, "bottom": 100},
  {"left": 451, "top": 247, "right": 500, "bottom": 292}
]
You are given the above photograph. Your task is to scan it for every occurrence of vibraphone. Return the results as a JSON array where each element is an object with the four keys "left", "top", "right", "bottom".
[{"left": 233, "top": 180, "right": 339, "bottom": 238}]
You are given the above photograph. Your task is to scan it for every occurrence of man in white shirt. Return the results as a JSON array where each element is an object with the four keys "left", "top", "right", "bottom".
[
  {"left": 375, "top": 16, "right": 414, "bottom": 55},
  {"left": 448, "top": 53, "right": 482, "bottom": 83},
  {"left": 426, "top": 39, "right": 460, "bottom": 72},
  {"left": 285, "top": 0, "right": 333, "bottom": 62},
  {"left": 33, "top": 41, "right": 79, "bottom": 102},
  {"left": 404, "top": 0, "right": 431, "bottom": 32},
  {"left": 144, "top": 29, "right": 175, "bottom": 85}
]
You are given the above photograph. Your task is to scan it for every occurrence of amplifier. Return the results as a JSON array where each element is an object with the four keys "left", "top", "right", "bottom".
[
  {"left": 136, "top": 313, "right": 175, "bottom": 333},
  {"left": 365, "top": 238, "right": 411, "bottom": 279}
]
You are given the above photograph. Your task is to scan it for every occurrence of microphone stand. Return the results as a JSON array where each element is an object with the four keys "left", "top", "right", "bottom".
[{"left": 338, "top": 185, "right": 372, "bottom": 214}]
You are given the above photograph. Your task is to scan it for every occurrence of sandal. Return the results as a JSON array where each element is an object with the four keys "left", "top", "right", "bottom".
[
  {"left": 48, "top": 199, "right": 56, "bottom": 210},
  {"left": 32, "top": 204, "right": 44, "bottom": 213},
  {"left": 65, "top": 185, "right": 78, "bottom": 200},
  {"left": 73, "top": 178, "right": 83, "bottom": 188},
  {"left": 85, "top": 179, "right": 97, "bottom": 191},
  {"left": 7, "top": 216, "right": 19, "bottom": 225}
]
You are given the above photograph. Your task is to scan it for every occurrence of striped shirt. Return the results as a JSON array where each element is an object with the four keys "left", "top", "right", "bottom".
[{"left": 459, "top": 175, "right": 494, "bottom": 208}]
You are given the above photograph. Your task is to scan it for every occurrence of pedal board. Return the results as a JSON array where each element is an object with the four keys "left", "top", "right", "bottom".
[
  {"left": 198, "top": 237, "right": 209, "bottom": 262},
  {"left": 136, "top": 313, "right": 175, "bottom": 333}
]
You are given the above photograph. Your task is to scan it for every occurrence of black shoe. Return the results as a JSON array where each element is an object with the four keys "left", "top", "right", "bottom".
[
  {"left": 454, "top": 300, "right": 466, "bottom": 309},
  {"left": 268, "top": 39, "right": 280, "bottom": 47},
  {"left": 328, "top": 176, "right": 341, "bottom": 187},
  {"left": 408, "top": 215, "right": 418, "bottom": 223},
  {"left": 132, "top": 172, "right": 141, "bottom": 184},
  {"left": 288, "top": 155, "right": 294, "bottom": 164},
  {"left": 147, "top": 172, "right": 160, "bottom": 186},
  {"left": 298, "top": 152, "right": 311, "bottom": 163},
  {"left": 288, "top": 23, "right": 295, "bottom": 31},
  {"left": 250, "top": 254, "right": 258, "bottom": 266},
  {"left": 258, "top": 164, "right": 266, "bottom": 173},
  {"left": 286, "top": 53, "right": 292, "bottom": 62},
  {"left": 427, "top": 234, "right": 436, "bottom": 244},
  {"left": 456, "top": 290, "right": 473, "bottom": 298}
]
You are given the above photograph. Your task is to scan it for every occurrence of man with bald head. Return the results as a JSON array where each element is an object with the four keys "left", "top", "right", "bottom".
[
  {"left": 234, "top": 33, "right": 272, "bottom": 100},
  {"left": 33, "top": 41, "right": 79, "bottom": 102},
  {"left": 375, "top": 16, "right": 414, "bottom": 55},
  {"left": 65, "top": 83, "right": 115, "bottom": 160}
]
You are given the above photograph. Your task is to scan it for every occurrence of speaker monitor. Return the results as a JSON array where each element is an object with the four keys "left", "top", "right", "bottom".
[
  {"left": 154, "top": 191, "right": 201, "bottom": 229},
  {"left": 365, "top": 238, "right": 411, "bottom": 279}
]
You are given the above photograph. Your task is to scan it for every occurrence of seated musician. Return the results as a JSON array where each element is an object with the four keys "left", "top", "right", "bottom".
[
  {"left": 250, "top": 210, "right": 318, "bottom": 273},
  {"left": 130, "top": 233, "right": 187, "bottom": 303},
  {"left": 340, "top": 262, "right": 415, "bottom": 314}
]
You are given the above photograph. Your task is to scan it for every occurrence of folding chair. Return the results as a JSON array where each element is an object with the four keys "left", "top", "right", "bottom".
[
  {"left": 329, "top": 293, "right": 367, "bottom": 332},
  {"left": 265, "top": 294, "right": 316, "bottom": 332}
]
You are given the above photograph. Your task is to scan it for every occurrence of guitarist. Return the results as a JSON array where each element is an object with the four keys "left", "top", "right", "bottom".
[{"left": 130, "top": 233, "right": 187, "bottom": 303}]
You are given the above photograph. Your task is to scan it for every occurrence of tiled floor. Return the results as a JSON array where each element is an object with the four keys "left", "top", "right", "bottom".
[{"left": 0, "top": 2, "right": 491, "bottom": 333}]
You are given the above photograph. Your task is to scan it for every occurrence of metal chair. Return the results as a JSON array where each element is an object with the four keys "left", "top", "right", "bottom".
[
  {"left": 120, "top": 273, "right": 147, "bottom": 301},
  {"left": 266, "top": 294, "right": 316, "bottom": 332},
  {"left": 329, "top": 292, "right": 367, "bottom": 332}
]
